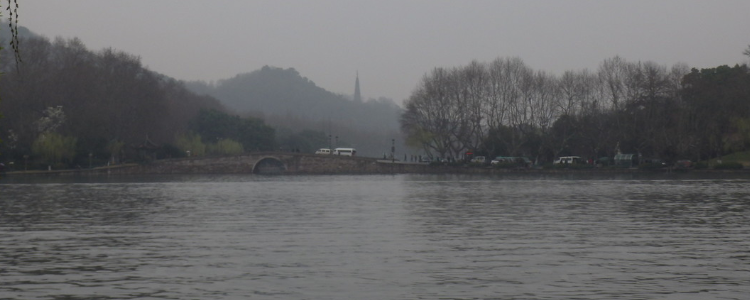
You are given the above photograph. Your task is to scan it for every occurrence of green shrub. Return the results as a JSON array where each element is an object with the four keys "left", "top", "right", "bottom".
[
  {"left": 207, "top": 139, "right": 245, "bottom": 156},
  {"left": 493, "top": 162, "right": 520, "bottom": 169},
  {"left": 446, "top": 161, "right": 463, "bottom": 167},
  {"left": 160, "top": 144, "right": 185, "bottom": 159},
  {"left": 638, "top": 162, "right": 666, "bottom": 170},
  {"left": 31, "top": 132, "right": 77, "bottom": 168},
  {"left": 106, "top": 139, "right": 125, "bottom": 163},
  {"left": 175, "top": 132, "right": 206, "bottom": 156},
  {"left": 714, "top": 162, "right": 744, "bottom": 170}
]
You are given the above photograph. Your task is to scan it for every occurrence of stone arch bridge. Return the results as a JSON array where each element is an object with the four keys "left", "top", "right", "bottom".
[{"left": 109, "top": 152, "right": 428, "bottom": 175}]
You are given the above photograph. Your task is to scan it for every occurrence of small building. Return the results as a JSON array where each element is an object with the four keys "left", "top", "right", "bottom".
[
  {"left": 133, "top": 138, "right": 160, "bottom": 161},
  {"left": 614, "top": 153, "right": 638, "bottom": 168}
]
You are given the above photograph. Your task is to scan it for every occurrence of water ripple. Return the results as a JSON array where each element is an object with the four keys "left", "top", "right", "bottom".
[{"left": 1, "top": 174, "right": 750, "bottom": 299}]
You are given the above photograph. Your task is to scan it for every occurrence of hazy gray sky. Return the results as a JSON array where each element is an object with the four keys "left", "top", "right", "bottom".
[{"left": 22, "top": 1, "right": 750, "bottom": 103}]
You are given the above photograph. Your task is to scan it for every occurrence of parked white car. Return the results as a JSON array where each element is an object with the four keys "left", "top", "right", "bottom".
[
  {"left": 315, "top": 148, "right": 331, "bottom": 155},
  {"left": 470, "top": 156, "right": 487, "bottom": 163}
]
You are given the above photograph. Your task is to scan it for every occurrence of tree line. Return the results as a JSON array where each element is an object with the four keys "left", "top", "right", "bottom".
[
  {"left": 401, "top": 55, "right": 750, "bottom": 164},
  {"left": 0, "top": 36, "right": 277, "bottom": 169},
  {"left": 0, "top": 34, "right": 402, "bottom": 170}
]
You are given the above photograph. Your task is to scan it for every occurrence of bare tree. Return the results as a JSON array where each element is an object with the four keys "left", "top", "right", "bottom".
[
  {"left": 630, "top": 61, "right": 671, "bottom": 157},
  {"left": 597, "top": 56, "right": 629, "bottom": 111},
  {"left": 400, "top": 55, "right": 708, "bottom": 165},
  {"left": 401, "top": 68, "right": 457, "bottom": 159},
  {"left": 490, "top": 57, "right": 533, "bottom": 156},
  {"left": 527, "top": 70, "right": 560, "bottom": 162},
  {"left": 484, "top": 58, "right": 512, "bottom": 138},
  {"left": 454, "top": 61, "right": 487, "bottom": 156}
]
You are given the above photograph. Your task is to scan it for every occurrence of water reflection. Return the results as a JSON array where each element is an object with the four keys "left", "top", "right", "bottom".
[
  {"left": 615, "top": 180, "right": 750, "bottom": 228},
  {"left": 1, "top": 174, "right": 749, "bottom": 299},
  {"left": 398, "top": 174, "right": 750, "bottom": 299},
  {"left": 1, "top": 183, "right": 168, "bottom": 228}
]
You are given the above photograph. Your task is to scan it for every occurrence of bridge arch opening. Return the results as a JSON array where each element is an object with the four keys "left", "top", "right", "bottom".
[{"left": 252, "top": 157, "right": 286, "bottom": 174}]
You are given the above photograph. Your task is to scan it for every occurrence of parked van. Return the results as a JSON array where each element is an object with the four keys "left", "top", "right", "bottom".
[
  {"left": 334, "top": 148, "right": 356, "bottom": 156},
  {"left": 315, "top": 148, "right": 331, "bottom": 155},
  {"left": 470, "top": 156, "right": 487, "bottom": 164},
  {"left": 554, "top": 156, "right": 581, "bottom": 164}
]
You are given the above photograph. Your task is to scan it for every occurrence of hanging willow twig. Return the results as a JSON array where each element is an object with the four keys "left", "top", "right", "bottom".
[{"left": 6, "top": 0, "right": 21, "bottom": 64}]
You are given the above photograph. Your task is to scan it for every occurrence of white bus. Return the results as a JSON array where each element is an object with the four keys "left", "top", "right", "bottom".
[{"left": 334, "top": 148, "right": 356, "bottom": 156}]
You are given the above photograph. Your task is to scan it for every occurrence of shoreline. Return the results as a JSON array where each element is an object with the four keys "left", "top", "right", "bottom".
[{"left": 2, "top": 161, "right": 749, "bottom": 177}]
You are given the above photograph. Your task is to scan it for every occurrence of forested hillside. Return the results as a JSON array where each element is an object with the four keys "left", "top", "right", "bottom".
[
  {"left": 0, "top": 35, "right": 245, "bottom": 168},
  {"left": 184, "top": 66, "right": 404, "bottom": 157}
]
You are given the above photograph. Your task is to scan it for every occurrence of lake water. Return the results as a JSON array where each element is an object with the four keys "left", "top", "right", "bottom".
[{"left": 1, "top": 173, "right": 750, "bottom": 299}]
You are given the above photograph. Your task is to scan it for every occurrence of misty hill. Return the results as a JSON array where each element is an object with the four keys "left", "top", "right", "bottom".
[
  {"left": 184, "top": 66, "right": 405, "bottom": 157},
  {"left": 0, "top": 22, "right": 39, "bottom": 41},
  {"left": 184, "top": 66, "right": 402, "bottom": 133}
]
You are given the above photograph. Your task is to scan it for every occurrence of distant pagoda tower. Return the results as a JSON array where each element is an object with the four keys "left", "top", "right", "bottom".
[{"left": 353, "top": 71, "right": 362, "bottom": 103}]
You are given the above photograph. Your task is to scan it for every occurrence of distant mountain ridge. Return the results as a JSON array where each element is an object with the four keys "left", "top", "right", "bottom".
[
  {"left": 185, "top": 66, "right": 401, "bottom": 130},
  {"left": 184, "top": 66, "right": 405, "bottom": 156},
  {"left": 0, "top": 23, "right": 40, "bottom": 43}
]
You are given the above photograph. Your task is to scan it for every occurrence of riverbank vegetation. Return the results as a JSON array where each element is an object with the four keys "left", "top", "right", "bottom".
[
  {"left": 401, "top": 54, "right": 750, "bottom": 166},
  {"left": 1, "top": 28, "right": 748, "bottom": 172},
  {"left": 0, "top": 33, "right": 403, "bottom": 170},
  {"left": 0, "top": 36, "right": 270, "bottom": 169}
]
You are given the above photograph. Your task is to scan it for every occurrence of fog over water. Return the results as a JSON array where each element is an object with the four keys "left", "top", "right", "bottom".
[{"left": 1, "top": 173, "right": 749, "bottom": 299}]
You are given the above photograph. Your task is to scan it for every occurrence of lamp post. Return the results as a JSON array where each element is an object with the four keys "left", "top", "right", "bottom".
[
  {"left": 335, "top": 136, "right": 338, "bottom": 149},
  {"left": 328, "top": 134, "right": 332, "bottom": 154},
  {"left": 391, "top": 139, "right": 395, "bottom": 163}
]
